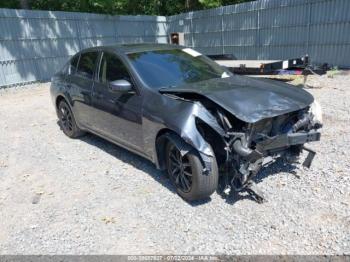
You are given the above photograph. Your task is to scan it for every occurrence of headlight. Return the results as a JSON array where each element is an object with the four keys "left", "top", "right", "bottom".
[{"left": 309, "top": 100, "right": 323, "bottom": 127}]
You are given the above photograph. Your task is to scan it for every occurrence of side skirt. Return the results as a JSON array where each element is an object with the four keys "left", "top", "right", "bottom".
[{"left": 78, "top": 124, "right": 154, "bottom": 165}]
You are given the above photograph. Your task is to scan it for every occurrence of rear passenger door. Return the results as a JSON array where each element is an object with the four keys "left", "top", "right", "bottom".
[
  {"left": 67, "top": 51, "right": 99, "bottom": 127},
  {"left": 91, "top": 52, "right": 143, "bottom": 152}
]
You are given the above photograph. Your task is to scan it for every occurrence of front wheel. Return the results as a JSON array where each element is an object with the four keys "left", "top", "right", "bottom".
[{"left": 166, "top": 140, "right": 218, "bottom": 201}]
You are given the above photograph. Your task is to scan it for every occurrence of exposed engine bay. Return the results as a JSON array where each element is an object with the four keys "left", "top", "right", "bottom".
[{"left": 165, "top": 92, "right": 322, "bottom": 202}]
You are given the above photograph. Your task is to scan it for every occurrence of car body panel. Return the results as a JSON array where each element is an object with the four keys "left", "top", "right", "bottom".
[
  {"left": 65, "top": 73, "right": 95, "bottom": 127},
  {"left": 141, "top": 88, "right": 225, "bottom": 165},
  {"left": 160, "top": 75, "right": 314, "bottom": 123},
  {"left": 92, "top": 79, "right": 143, "bottom": 152}
]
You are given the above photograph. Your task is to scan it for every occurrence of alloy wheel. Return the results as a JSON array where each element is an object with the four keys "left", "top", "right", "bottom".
[
  {"left": 168, "top": 145, "right": 193, "bottom": 193},
  {"left": 59, "top": 104, "right": 73, "bottom": 133}
]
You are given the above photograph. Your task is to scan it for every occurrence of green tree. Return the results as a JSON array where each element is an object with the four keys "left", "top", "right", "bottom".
[
  {"left": 0, "top": 0, "right": 255, "bottom": 15},
  {"left": 1, "top": 0, "right": 20, "bottom": 9}
]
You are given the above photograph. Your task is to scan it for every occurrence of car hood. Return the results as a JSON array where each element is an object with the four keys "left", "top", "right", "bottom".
[{"left": 159, "top": 75, "right": 314, "bottom": 123}]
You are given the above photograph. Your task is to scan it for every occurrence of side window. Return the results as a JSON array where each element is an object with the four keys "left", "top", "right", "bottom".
[
  {"left": 99, "top": 52, "right": 131, "bottom": 84},
  {"left": 68, "top": 54, "right": 80, "bottom": 75},
  {"left": 77, "top": 52, "right": 98, "bottom": 79}
]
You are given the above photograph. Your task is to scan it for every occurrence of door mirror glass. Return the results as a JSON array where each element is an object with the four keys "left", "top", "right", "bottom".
[{"left": 109, "top": 80, "right": 133, "bottom": 92}]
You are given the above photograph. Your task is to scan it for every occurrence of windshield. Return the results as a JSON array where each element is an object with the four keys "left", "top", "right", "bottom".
[{"left": 127, "top": 48, "right": 231, "bottom": 88}]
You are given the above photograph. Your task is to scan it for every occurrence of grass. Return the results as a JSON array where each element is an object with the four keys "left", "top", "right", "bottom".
[
  {"left": 289, "top": 75, "right": 305, "bottom": 86},
  {"left": 326, "top": 67, "right": 340, "bottom": 78}
]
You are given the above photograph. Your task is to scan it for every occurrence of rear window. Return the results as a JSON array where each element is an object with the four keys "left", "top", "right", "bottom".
[{"left": 77, "top": 52, "right": 98, "bottom": 79}]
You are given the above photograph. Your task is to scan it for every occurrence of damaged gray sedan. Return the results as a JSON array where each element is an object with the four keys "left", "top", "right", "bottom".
[{"left": 51, "top": 44, "right": 322, "bottom": 202}]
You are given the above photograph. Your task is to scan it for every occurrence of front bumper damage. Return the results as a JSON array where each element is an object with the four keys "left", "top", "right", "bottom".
[
  {"left": 160, "top": 88, "right": 322, "bottom": 203},
  {"left": 256, "top": 131, "right": 321, "bottom": 151},
  {"left": 223, "top": 129, "right": 321, "bottom": 203}
]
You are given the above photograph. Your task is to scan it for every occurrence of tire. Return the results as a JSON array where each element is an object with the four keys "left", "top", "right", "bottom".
[
  {"left": 57, "top": 100, "right": 85, "bottom": 138},
  {"left": 166, "top": 139, "right": 218, "bottom": 201}
]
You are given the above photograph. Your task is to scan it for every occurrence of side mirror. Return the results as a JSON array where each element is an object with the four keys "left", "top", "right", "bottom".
[{"left": 109, "top": 80, "right": 133, "bottom": 92}]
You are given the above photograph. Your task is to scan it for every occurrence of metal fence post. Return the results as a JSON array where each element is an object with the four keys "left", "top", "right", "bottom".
[
  {"left": 0, "top": 61, "right": 6, "bottom": 87},
  {"left": 26, "top": 17, "right": 41, "bottom": 82},
  {"left": 257, "top": 4, "right": 260, "bottom": 59},
  {"left": 114, "top": 16, "right": 119, "bottom": 43},
  {"left": 190, "top": 13, "right": 194, "bottom": 48},
  {"left": 75, "top": 18, "right": 82, "bottom": 51},
  {"left": 306, "top": 0, "right": 312, "bottom": 56},
  {"left": 221, "top": 6, "right": 224, "bottom": 55}
]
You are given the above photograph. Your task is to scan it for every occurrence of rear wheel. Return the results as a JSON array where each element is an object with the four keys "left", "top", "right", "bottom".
[
  {"left": 166, "top": 140, "right": 218, "bottom": 201},
  {"left": 57, "top": 100, "right": 85, "bottom": 138}
]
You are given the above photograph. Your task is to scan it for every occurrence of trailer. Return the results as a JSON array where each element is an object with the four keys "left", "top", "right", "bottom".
[{"left": 210, "top": 55, "right": 328, "bottom": 76}]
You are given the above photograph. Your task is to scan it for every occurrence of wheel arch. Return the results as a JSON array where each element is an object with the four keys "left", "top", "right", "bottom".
[
  {"left": 154, "top": 128, "right": 180, "bottom": 170},
  {"left": 195, "top": 117, "right": 227, "bottom": 167},
  {"left": 154, "top": 125, "right": 219, "bottom": 175},
  {"left": 55, "top": 93, "right": 74, "bottom": 114}
]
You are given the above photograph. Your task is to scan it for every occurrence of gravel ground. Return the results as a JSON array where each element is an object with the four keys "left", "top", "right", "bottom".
[{"left": 0, "top": 74, "right": 349, "bottom": 255}]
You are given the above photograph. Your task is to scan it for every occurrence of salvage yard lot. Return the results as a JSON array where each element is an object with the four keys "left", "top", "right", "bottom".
[{"left": 0, "top": 74, "right": 349, "bottom": 254}]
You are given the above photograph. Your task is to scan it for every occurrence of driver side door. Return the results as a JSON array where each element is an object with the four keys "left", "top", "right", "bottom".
[{"left": 91, "top": 51, "right": 143, "bottom": 152}]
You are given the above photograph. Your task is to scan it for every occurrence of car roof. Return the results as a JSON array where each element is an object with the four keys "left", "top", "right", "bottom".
[{"left": 80, "top": 43, "right": 183, "bottom": 55}]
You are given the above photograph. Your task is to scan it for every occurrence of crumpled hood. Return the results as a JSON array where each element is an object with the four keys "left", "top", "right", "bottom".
[{"left": 160, "top": 75, "right": 314, "bottom": 123}]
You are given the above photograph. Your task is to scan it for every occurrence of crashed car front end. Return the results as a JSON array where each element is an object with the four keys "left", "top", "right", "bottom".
[
  {"left": 215, "top": 101, "right": 322, "bottom": 200},
  {"left": 160, "top": 81, "right": 322, "bottom": 202}
]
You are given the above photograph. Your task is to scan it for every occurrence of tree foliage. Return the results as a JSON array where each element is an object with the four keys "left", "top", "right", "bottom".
[{"left": 0, "top": 0, "right": 254, "bottom": 16}]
